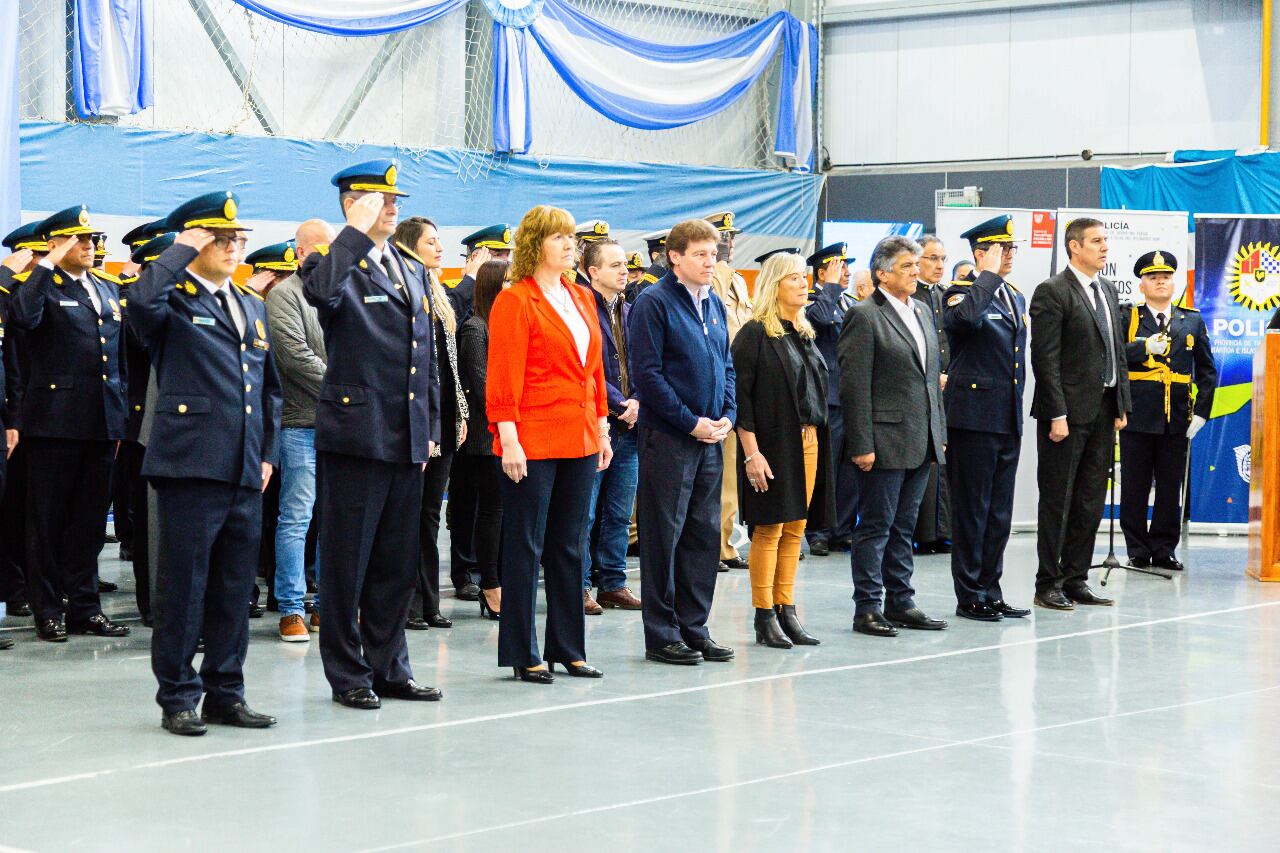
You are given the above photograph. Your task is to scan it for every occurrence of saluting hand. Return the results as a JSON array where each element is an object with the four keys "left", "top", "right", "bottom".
[
  {"left": 43, "top": 236, "right": 80, "bottom": 267},
  {"left": 175, "top": 228, "right": 216, "bottom": 252},
  {"left": 463, "top": 247, "right": 491, "bottom": 279},
  {"left": 1, "top": 249, "right": 33, "bottom": 273},
  {"left": 977, "top": 244, "right": 1004, "bottom": 274},
  {"left": 345, "top": 192, "right": 384, "bottom": 235},
  {"left": 246, "top": 270, "right": 276, "bottom": 294}
]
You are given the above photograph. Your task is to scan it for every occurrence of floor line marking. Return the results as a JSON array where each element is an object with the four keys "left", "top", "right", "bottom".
[
  {"left": 1, "top": 599, "right": 1278, "bottom": 795},
  {"left": 351, "top": 684, "right": 1280, "bottom": 850}
]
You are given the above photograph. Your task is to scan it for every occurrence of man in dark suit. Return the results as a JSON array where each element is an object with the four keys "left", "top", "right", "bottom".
[
  {"left": 839, "top": 236, "right": 948, "bottom": 638},
  {"left": 305, "top": 159, "right": 443, "bottom": 709},
  {"left": 9, "top": 205, "right": 130, "bottom": 643},
  {"left": 804, "top": 242, "right": 857, "bottom": 556},
  {"left": 1120, "top": 250, "right": 1216, "bottom": 572},
  {"left": 942, "top": 215, "right": 1030, "bottom": 621},
  {"left": 911, "top": 234, "right": 952, "bottom": 554},
  {"left": 1030, "top": 216, "right": 1132, "bottom": 610},
  {"left": 128, "top": 191, "right": 282, "bottom": 735}
]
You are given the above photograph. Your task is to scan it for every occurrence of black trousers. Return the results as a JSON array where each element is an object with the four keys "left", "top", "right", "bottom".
[
  {"left": 150, "top": 478, "right": 260, "bottom": 714},
  {"left": 257, "top": 470, "right": 280, "bottom": 608},
  {"left": 636, "top": 428, "right": 721, "bottom": 650},
  {"left": 24, "top": 437, "right": 113, "bottom": 624},
  {"left": 317, "top": 452, "right": 422, "bottom": 693},
  {"left": 947, "top": 429, "right": 1020, "bottom": 606},
  {"left": 446, "top": 451, "right": 479, "bottom": 590},
  {"left": 412, "top": 449, "right": 453, "bottom": 619},
  {"left": 114, "top": 440, "right": 151, "bottom": 620},
  {"left": 1119, "top": 430, "right": 1188, "bottom": 563},
  {"left": 0, "top": 443, "right": 20, "bottom": 606},
  {"left": 1035, "top": 390, "right": 1118, "bottom": 594},
  {"left": 807, "top": 403, "right": 858, "bottom": 545},
  {"left": 450, "top": 452, "right": 502, "bottom": 590},
  {"left": 497, "top": 454, "right": 595, "bottom": 668}
]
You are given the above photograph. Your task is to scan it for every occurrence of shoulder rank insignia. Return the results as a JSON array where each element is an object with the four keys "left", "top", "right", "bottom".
[
  {"left": 52, "top": 274, "right": 63, "bottom": 286},
  {"left": 422, "top": 294, "right": 431, "bottom": 315},
  {"left": 1186, "top": 333, "right": 1195, "bottom": 349},
  {"left": 234, "top": 281, "right": 265, "bottom": 301},
  {"left": 946, "top": 294, "right": 965, "bottom": 306},
  {"left": 641, "top": 273, "right": 657, "bottom": 285},
  {"left": 182, "top": 281, "right": 198, "bottom": 296},
  {"left": 255, "top": 318, "right": 266, "bottom": 339},
  {"left": 949, "top": 279, "right": 971, "bottom": 287},
  {"left": 90, "top": 268, "right": 121, "bottom": 286},
  {"left": 11, "top": 271, "right": 29, "bottom": 284},
  {"left": 394, "top": 241, "right": 425, "bottom": 266},
  {"left": 358, "top": 259, "right": 369, "bottom": 270}
]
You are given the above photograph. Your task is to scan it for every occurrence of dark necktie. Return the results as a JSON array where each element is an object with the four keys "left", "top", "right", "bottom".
[
  {"left": 999, "top": 283, "right": 1015, "bottom": 317},
  {"left": 380, "top": 253, "right": 404, "bottom": 293},
  {"left": 1089, "top": 280, "right": 1116, "bottom": 386},
  {"left": 215, "top": 289, "right": 239, "bottom": 337},
  {"left": 1156, "top": 312, "right": 1167, "bottom": 333}
]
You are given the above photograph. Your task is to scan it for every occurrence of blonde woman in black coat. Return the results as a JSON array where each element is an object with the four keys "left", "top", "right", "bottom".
[{"left": 732, "top": 250, "right": 834, "bottom": 648}]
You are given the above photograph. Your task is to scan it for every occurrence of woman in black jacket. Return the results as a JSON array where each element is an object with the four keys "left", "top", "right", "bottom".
[
  {"left": 452, "top": 260, "right": 508, "bottom": 619},
  {"left": 732, "top": 250, "right": 834, "bottom": 648},
  {"left": 394, "top": 217, "right": 469, "bottom": 630}
]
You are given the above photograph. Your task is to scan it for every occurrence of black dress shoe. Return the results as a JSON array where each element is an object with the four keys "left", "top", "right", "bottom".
[
  {"left": 202, "top": 701, "right": 277, "bottom": 728},
  {"left": 119, "top": 545, "right": 133, "bottom": 562},
  {"left": 405, "top": 617, "right": 430, "bottom": 631},
  {"left": 1033, "top": 590, "right": 1074, "bottom": 610},
  {"left": 716, "top": 561, "right": 730, "bottom": 573},
  {"left": 549, "top": 661, "right": 604, "bottom": 678},
  {"left": 809, "top": 539, "right": 830, "bottom": 557},
  {"left": 1128, "top": 555, "right": 1150, "bottom": 568},
  {"left": 67, "top": 613, "right": 130, "bottom": 637},
  {"left": 426, "top": 613, "right": 452, "bottom": 629},
  {"left": 930, "top": 541, "right": 952, "bottom": 554},
  {"left": 248, "top": 603, "right": 265, "bottom": 619},
  {"left": 105, "top": 532, "right": 119, "bottom": 544},
  {"left": 97, "top": 579, "right": 118, "bottom": 593},
  {"left": 0, "top": 636, "right": 13, "bottom": 650},
  {"left": 830, "top": 536, "right": 853, "bottom": 552},
  {"left": 1154, "top": 556, "right": 1185, "bottom": 572},
  {"left": 455, "top": 583, "right": 481, "bottom": 602},
  {"left": 955, "top": 601, "right": 1002, "bottom": 622},
  {"left": 35, "top": 619, "right": 68, "bottom": 642},
  {"left": 853, "top": 612, "right": 898, "bottom": 637},
  {"left": 374, "top": 679, "right": 443, "bottom": 701},
  {"left": 161, "top": 709, "right": 207, "bottom": 736},
  {"left": 721, "top": 557, "right": 745, "bottom": 569},
  {"left": 645, "top": 642, "right": 702, "bottom": 665},
  {"left": 689, "top": 637, "right": 735, "bottom": 661},
  {"left": 6, "top": 601, "right": 31, "bottom": 617},
  {"left": 512, "top": 666, "right": 555, "bottom": 684},
  {"left": 1064, "top": 585, "right": 1114, "bottom": 606},
  {"left": 990, "top": 600, "right": 1031, "bottom": 618},
  {"left": 333, "top": 687, "right": 382, "bottom": 709},
  {"left": 884, "top": 606, "right": 947, "bottom": 630}
]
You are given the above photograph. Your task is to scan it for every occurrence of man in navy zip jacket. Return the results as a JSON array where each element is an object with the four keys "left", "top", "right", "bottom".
[{"left": 629, "top": 218, "right": 737, "bottom": 666}]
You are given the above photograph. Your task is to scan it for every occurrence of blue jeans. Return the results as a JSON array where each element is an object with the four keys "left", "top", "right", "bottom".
[
  {"left": 274, "top": 428, "right": 318, "bottom": 617},
  {"left": 850, "top": 463, "right": 929, "bottom": 616},
  {"left": 583, "top": 428, "right": 639, "bottom": 592}
]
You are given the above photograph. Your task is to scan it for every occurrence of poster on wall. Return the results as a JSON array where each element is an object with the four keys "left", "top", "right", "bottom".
[
  {"left": 1054, "top": 209, "right": 1190, "bottom": 301},
  {"left": 820, "top": 221, "right": 923, "bottom": 272},
  {"left": 1189, "top": 215, "right": 1280, "bottom": 526}
]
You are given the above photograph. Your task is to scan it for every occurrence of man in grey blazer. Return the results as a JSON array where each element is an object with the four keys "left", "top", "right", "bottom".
[{"left": 839, "top": 236, "right": 949, "bottom": 638}]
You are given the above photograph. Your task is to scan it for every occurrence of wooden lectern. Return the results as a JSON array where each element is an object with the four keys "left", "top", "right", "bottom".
[{"left": 1249, "top": 332, "right": 1280, "bottom": 581}]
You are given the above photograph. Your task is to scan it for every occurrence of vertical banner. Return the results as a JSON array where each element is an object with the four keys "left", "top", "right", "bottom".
[
  {"left": 1053, "top": 209, "right": 1190, "bottom": 301},
  {"left": 1190, "top": 216, "right": 1280, "bottom": 525},
  {"left": 1, "top": 0, "right": 19, "bottom": 237}
]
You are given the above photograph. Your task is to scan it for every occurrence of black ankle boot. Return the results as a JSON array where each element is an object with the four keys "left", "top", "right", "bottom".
[
  {"left": 776, "top": 604, "right": 820, "bottom": 645},
  {"left": 754, "top": 608, "right": 792, "bottom": 649}
]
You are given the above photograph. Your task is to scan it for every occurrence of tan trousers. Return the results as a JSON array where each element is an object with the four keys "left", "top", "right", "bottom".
[
  {"left": 748, "top": 427, "right": 819, "bottom": 609},
  {"left": 720, "top": 431, "right": 741, "bottom": 560}
]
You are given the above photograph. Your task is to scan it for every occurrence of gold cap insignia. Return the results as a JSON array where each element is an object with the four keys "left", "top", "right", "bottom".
[
  {"left": 502, "top": 228, "right": 512, "bottom": 244},
  {"left": 78, "top": 208, "right": 90, "bottom": 226},
  {"left": 385, "top": 164, "right": 398, "bottom": 186},
  {"left": 595, "top": 221, "right": 609, "bottom": 236},
  {"left": 1153, "top": 251, "right": 1165, "bottom": 267},
  {"left": 223, "top": 197, "right": 237, "bottom": 221},
  {"left": 1005, "top": 219, "right": 1014, "bottom": 236},
  {"left": 723, "top": 213, "right": 734, "bottom": 230},
  {"left": 284, "top": 246, "right": 296, "bottom": 263}
]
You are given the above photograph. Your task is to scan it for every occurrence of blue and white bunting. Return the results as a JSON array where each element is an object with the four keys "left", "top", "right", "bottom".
[{"left": 73, "top": 0, "right": 153, "bottom": 118}]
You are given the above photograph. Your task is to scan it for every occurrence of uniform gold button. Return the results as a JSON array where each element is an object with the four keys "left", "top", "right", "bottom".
[
  {"left": 412, "top": 341, "right": 418, "bottom": 348},
  {"left": 241, "top": 343, "right": 247, "bottom": 351},
  {"left": 242, "top": 363, "right": 249, "bottom": 372},
  {"left": 178, "top": 404, "right": 188, "bottom": 413},
  {"left": 342, "top": 396, "right": 350, "bottom": 404},
  {"left": 971, "top": 384, "right": 977, "bottom": 389},
  {"left": 246, "top": 405, "right": 252, "bottom": 414},
  {"left": 97, "top": 319, "right": 103, "bottom": 327},
  {"left": 1013, "top": 379, "right": 1019, "bottom": 385},
  {"left": 102, "top": 374, "right": 107, "bottom": 381},
  {"left": 100, "top": 337, "right": 106, "bottom": 344},
  {"left": 410, "top": 367, "right": 417, "bottom": 375},
  {"left": 134, "top": 405, "right": 141, "bottom": 412},
  {"left": 409, "top": 392, "right": 415, "bottom": 400},
  {"left": 49, "top": 384, "right": 56, "bottom": 390},
  {"left": 1014, "top": 346, "right": 1019, "bottom": 352},
  {"left": 245, "top": 384, "right": 252, "bottom": 393},
  {"left": 102, "top": 355, "right": 108, "bottom": 362},
  {"left": 1014, "top": 363, "right": 1019, "bottom": 368}
]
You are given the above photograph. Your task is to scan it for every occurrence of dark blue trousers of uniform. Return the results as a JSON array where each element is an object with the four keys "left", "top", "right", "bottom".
[
  {"left": 24, "top": 438, "right": 114, "bottom": 625},
  {"left": 317, "top": 452, "right": 422, "bottom": 694},
  {"left": 807, "top": 403, "right": 858, "bottom": 546},
  {"left": 150, "top": 478, "right": 260, "bottom": 714},
  {"left": 1119, "top": 431, "right": 1188, "bottom": 563},
  {"left": 637, "top": 427, "right": 721, "bottom": 650},
  {"left": 851, "top": 463, "right": 929, "bottom": 616},
  {"left": 497, "top": 454, "right": 596, "bottom": 668},
  {"left": 947, "top": 428, "right": 1020, "bottom": 606}
]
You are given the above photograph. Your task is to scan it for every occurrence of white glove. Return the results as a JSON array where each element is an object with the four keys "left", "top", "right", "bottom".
[
  {"left": 1186, "top": 415, "right": 1206, "bottom": 440},
  {"left": 1145, "top": 335, "right": 1170, "bottom": 356}
]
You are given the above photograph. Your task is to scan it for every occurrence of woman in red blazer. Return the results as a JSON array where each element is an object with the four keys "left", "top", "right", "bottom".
[{"left": 487, "top": 205, "right": 612, "bottom": 683}]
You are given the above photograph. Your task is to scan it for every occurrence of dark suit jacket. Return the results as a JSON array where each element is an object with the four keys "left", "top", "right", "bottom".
[
  {"left": 9, "top": 264, "right": 128, "bottom": 441},
  {"left": 838, "top": 288, "right": 947, "bottom": 470},
  {"left": 456, "top": 315, "right": 492, "bottom": 457},
  {"left": 304, "top": 226, "right": 441, "bottom": 464},
  {"left": 731, "top": 319, "right": 834, "bottom": 528},
  {"left": 126, "top": 243, "right": 282, "bottom": 488},
  {"left": 1029, "top": 267, "right": 1132, "bottom": 424}
]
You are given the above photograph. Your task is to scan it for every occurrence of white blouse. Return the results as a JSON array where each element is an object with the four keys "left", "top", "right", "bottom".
[{"left": 544, "top": 283, "right": 589, "bottom": 366}]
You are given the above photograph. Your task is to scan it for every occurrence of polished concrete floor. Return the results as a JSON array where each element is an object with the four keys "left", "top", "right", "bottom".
[{"left": 2, "top": 532, "right": 1279, "bottom": 852}]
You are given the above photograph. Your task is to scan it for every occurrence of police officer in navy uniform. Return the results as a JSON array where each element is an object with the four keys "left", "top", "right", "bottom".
[
  {"left": 574, "top": 220, "right": 610, "bottom": 286},
  {"left": 1120, "top": 251, "right": 1216, "bottom": 572},
  {"left": 942, "top": 214, "right": 1031, "bottom": 621},
  {"left": 305, "top": 159, "right": 443, "bottom": 710},
  {"left": 804, "top": 243, "right": 858, "bottom": 556},
  {"left": 627, "top": 229, "right": 669, "bottom": 304},
  {"left": 9, "top": 206, "right": 130, "bottom": 643},
  {"left": 442, "top": 224, "right": 513, "bottom": 321},
  {"left": 0, "top": 225, "right": 31, "bottom": 644}
]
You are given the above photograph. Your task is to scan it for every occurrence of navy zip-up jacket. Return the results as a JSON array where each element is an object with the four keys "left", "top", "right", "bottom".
[{"left": 627, "top": 272, "right": 736, "bottom": 437}]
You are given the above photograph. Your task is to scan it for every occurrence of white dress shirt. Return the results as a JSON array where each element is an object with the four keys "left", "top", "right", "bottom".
[
  {"left": 544, "top": 283, "right": 589, "bottom": 366},
  {"left": 1067, "top": 263, "right": 1117, "bottom": 388},
  {"left": 880, "top": 287, "right": 927, "bottom": 367},
  {"left": 190, "top": 270, "right": 245, "bottom": 338}
]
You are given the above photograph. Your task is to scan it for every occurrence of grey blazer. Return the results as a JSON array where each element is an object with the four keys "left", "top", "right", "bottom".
[{"left": 838, "top": 288, "right": 947, "bottom": 470}]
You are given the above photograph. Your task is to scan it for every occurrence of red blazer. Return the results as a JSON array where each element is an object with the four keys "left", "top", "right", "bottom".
[{"left": 487, "top": 277, "right": 608, "bottom": 459}]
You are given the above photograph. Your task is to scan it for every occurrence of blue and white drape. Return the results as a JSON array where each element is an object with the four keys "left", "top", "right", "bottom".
[
  {"left": 73, "top": 0, "right": 817, "bottom": 171},
  {"left": 73, "top": 0, "right": 153, "bottom": 118},
  {"left": 2, "top": 0, "right": 19, "bottom": 235}
]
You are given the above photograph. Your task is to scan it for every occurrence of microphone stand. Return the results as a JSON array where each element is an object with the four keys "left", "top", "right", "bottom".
[{"left": 1099, "top": 432, "right": 1172, "bottom": 586}]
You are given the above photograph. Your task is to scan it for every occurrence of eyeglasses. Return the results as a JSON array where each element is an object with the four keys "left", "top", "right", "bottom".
[
  {"left": 212, "top": 235, "right": 248, "bottom": 250},
  {"left": 921, "top": 254, "right": 947, "bottom": 263}
]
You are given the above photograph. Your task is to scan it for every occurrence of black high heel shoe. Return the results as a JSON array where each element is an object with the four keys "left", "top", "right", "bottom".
[
  {"left": 479, "top": 590, "right": 501, "bottom": 621},
  {"left": 512, "top": 666, "right": 554, "bottom": 684},
  {"left": 548, "top": 661, "right": 604, "bottom": 678}
]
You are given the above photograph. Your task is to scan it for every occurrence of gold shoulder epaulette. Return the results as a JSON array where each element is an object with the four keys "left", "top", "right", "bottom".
[
  {"left": 119, "top": 274, "right": 138, "bottom": 286},
  {"left": 233, "top": 281, "right": 265, "bottom": 301},
  {"left": 949, "top": 279, "right": 971, "bottom": 287},
  {"left": 1181, "top": 306, "right": 1200, "bottom": 312},
  {"left": 642, "top": 273, "right": 657, "bottom": 285},
  {"left": 89, "top": 268, "right": 121, "bottom": 286},
  {"left": 0, "top": 284, "right": 9, "bottom": 295},
  {"left": 1004, "top": 281, "right": 1022, "bottom": 294},
  {"left": 393, "top": 241, "right": 425, "bottom": 266},
  {"left": 443, "top": 278, "right": 461, "bottom": 289},
  {"left": 13, "top": 271, "right": 30, "bottom": 283}
]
